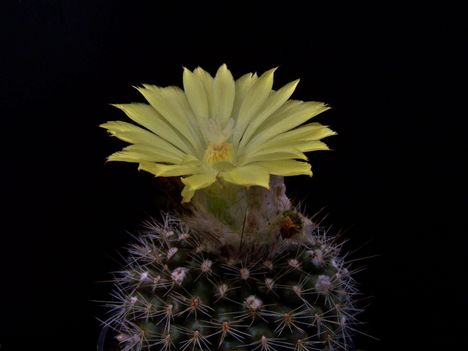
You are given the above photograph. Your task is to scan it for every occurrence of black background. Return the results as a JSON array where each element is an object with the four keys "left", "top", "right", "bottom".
[{"left": 1, "top": 2, "right": 466, "bottom": 351}]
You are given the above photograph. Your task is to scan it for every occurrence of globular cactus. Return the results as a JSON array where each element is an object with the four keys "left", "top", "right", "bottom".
[{"left": 100, "top": 65, "right": 361, "bottom": 350}]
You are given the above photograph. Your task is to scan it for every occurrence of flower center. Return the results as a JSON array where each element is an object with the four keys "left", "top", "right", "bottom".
[
  {"left": 201, "top": 118, "right": 235, "bottom": 165},
  {"left": 204, "top": 142, "right": 234, "bottom": 164}
]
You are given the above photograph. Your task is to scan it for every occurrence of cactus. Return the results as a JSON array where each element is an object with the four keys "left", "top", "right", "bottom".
[{"left": 100, "top": 65, "right": 360, "bottom": 350}]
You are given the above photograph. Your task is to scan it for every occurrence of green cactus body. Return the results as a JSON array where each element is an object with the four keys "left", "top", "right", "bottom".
[{"left": 103, "top": 178, "right": 357, "bottom": 351}]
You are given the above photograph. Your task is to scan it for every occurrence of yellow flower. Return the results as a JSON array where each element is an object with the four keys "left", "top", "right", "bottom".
[{"left": 101, "top": 64, "right": 335, "bottom": 202}]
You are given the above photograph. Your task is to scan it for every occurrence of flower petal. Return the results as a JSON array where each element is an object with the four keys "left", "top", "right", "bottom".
[
  {"left": 232, "top": 68, "right": 277, "bottom": 146},
  {"left": 240, "top": 150, "right": 307, "bottom": 165},
  {"left": 246, "top": 141, "right": 329, "bottom": 161},
  {"left": 220, "top": 165, "right": 270, "bottom": 189},
  {"left": 183, "top": 67, "right": 209, "bottom": 124},
  {"left": 180, "top": 172, "right": 217, "bottom": 202},
  {"left": 136, "top": 85, "right": 204, "bottom": 155},
  {"left": 250, "top": 123, "right": 336, "bottom": 152},
  {"left": 111, "top": 103, "right": 193, "bottom": 154},
  {"left": 193, "top": 67, "right": 215, "bottom": 119},
  {"left": 231, "top": 72, "right": 257, "bottom": 121},
  {"left": 238, "top": 79, "right": 300, "bottom": 152},
  {"left": 255, "top": 160, "right": 312, "bottom": 176},
  {"left": 138, "top": 161, "right": 201, "bottom": 177},
  {"left": 213, "top": 64, "right": 235, "bottom": 124},
  {"left": 100, "top": 121, "right": 186, "bottom": 157},
  {"left": 107, "top": 144, "right": 183, "bottom": 164},
  {"left": 243, "top": 101, "right": 330, "bottom": 153},
  {"left": 293, "top": 140, "right": 330, "bottom": 152}
]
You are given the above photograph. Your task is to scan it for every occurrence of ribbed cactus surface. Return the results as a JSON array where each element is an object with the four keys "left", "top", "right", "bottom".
[{"left": 103, "top": 212, "right": 357, "bottom": 351}]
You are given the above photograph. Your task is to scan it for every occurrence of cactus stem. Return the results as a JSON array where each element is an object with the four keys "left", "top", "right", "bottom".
[{"left": 101, "top": 210, "right": 362, "bottom": 350}]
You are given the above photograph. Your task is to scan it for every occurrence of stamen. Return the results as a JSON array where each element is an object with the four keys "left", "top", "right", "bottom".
[
  {"left": 204, "top": 142, "right": 234, "bottom": 164},
  {"left": 201, "top": 118, "right": 236, "bottom": 164}
]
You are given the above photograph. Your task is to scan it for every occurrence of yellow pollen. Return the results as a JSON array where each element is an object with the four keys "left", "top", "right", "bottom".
[{"left": 204, "top": 142, "right": 234, "bottom": 164}]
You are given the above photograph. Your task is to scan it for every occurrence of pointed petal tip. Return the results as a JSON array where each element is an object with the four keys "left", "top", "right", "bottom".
[
  {"left": 99, "top": 122, "right": 113, "bottom": 129},
  {"left": 318, "top": 143, "right": 333, "bottom": 151},
  {"left": 109, "top": 103, "right": 123, "bottom": 110},
  {"left": 137, "top": 162, "right": 154, "bottom": 174},
  {"left": 194, "top": 66, "right": 209, "bottom": 74},
  {"left": 265, "top": 66, "right": 279, "bottom": 76},
  {"left": 181, "top": 185, "right": 194, "bottom": 203},
  {"left": 215, "top": 63, "right": 233, "bottom": 77},
  {"left": 132, "top": 85, "right": 148, "bottom": 95},
  {"left": 106, "top": 154, "right": 120, "bottom": 162}
]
